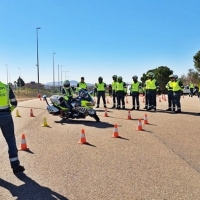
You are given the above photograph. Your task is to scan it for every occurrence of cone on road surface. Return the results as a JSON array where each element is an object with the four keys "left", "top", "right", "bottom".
[
  {"left": 112, "top": 124, "right": 120, "bottom": 138},
  {"left": 107, "top": 98, "right": 109, "bottom": 104},
  {"left": 143, "top": 114, "right": 149, "bottom": 124},
  {"left": 104, "top": 108, "right": 108, "bottom": 117},
  {"left": 19, "top": 133, "right": 29, "bottom": 151},
  {"left": 29, "top": 108, "right": 34, "bottom": 117},
  {"left": 127, "top": 110, "right": 132, "bottom": 120},
  {"left": 78, "top": 129, "right": 88, "bottom": 144},
  {"left": 126, "top": 98, "right": 128, "bottom": 104},
  {"left": 42, "top": 117, "right": 49, "bottom": 127},
  {"left": 136, "top": 119, "right": 144, "bottom": 131},
  {"left": 15, "top": 109, "right": 21, "bottom": 117},
  {"left": 182, "top": 94, "right": 184, "bottom": 98}
]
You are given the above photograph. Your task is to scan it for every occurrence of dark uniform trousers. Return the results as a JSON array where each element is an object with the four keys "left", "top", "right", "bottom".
[
  {"left": 97, "top": 91, "right": 106, "bottom": 106},
  {"left": 148, "top": 89, "right": 157, "bottom": 109},
  {"left": 173, "top": 91, "right": 181, "bottom": 111},
  {"left": 168, "top": 90, "right": 175, "bottom": 109},
  {"left": 132, "top": 92, "right": 139, "bottom": 108},
  {"left": 112, "top": 90, "right": 117, "bottom": 105},
  {"left": 0, "top": 112, "right": 20, "bottom": 168},
  {"left": 189, "top": 88, "right": 193, "bottom": 97},
  {"left": 145, "top": 90, "right": 149, "bottom": 108},
  {"left": 116, "top": 91, "right": 125, "bottom": 108}
]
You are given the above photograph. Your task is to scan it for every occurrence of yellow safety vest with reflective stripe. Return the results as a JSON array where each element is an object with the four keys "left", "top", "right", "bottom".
[
  {"left": 166, "top": 81, "right": 173, "bottom": 91},
  {"left": 145, "top": 79, "right": 151, "bottom": 89},
  {"left": 116, "top": 82, "right": 125, "bottom": 91},
  {"left": 97, "top": 83, "right": 105, "bottom": 91},
  {"left": 189, "top": 83, "right": 194, "bottom": 88},
  {"left": 78, "top": 82, "right": 87, "bottom": 89},
  {"left": 173, "top": 80, "right": 181, "bottom": 92},
  {"left": 112, "top": 81, "right": 117, "bottom": 90},
  {"left": 149, "top": 79, "right": 157, "bottom": 90},
  {"left": 0, "top": 82, "right": 10, "bottom": 110},
  {"left": 131, "top": 82, "right": 139, "bottom": 92}
]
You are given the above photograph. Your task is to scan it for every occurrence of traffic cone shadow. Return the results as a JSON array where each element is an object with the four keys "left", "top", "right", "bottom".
[{"left": 78, "top": 129, "right": 96, "bottom": 146}]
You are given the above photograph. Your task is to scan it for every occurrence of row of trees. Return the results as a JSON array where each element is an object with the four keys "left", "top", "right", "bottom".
[{"left": 140, "top": 50, "right": 200, "bottom": 93}]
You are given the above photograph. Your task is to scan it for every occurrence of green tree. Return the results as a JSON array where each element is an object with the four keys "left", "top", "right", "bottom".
[
  {"left": 193, "top": 51, "right": 200, "bottom": 72},
  {"left": 17, "top": 77, "right": 25, "bottom": 87}
]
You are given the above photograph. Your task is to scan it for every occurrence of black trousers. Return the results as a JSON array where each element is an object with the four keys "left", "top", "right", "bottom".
[
  {"left": 116, "top": 91, "right": 125, "bottom": 108},
  {"left": 132, "top": 92, "right": 139, "bottom": 108},
  {"left": 97, "top": 91, "right": 106, "bottom": 106}
]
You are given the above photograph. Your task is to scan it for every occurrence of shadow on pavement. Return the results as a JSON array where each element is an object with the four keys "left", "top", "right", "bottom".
[
  {"left": 0, "top": 173, "right": 68, "bottom": 200},
  {"left": 155, "top": 109, "right": 200, "bottom": 116},
  {"left": 55, "top": 119, "right": 114, "bottom": 128}
]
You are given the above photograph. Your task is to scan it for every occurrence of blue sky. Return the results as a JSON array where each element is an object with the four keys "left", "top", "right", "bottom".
[{"left": 1, "top": 0, "right": 200, "bottom": 85}]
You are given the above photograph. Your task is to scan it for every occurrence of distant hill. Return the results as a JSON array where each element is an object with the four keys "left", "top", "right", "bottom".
[{"left": 45, "top": 80, "right": 94, "bottom": 87}]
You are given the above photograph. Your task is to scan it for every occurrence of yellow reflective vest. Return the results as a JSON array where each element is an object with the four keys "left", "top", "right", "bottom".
[
  {"left": 148, "top": 79, "right": 157, "bottom": 90},
  {"left": 112, "top": 81, "right": 117, "bottom": 91},
  {"left": 173, "top": 80, "right": 182, "bottom": 92},
  {"left": 131, "top": 82, "right": 139, "bottom": 92},
  {"left": 0, "top": 82, "right": 10, "bottom": 110},
  {"left": 166, "top": 81, "right": 173, "bottom": 91},
  {"left": 97, "top": 83, "right": 106, "bottom": 91}
]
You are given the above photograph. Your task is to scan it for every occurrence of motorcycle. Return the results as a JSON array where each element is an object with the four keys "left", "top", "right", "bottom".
[{"left": 43, "top": 89, "right": 100, "bottom": 122}]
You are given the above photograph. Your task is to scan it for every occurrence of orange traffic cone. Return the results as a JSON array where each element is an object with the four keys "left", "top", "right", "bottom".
[
  {"left": 19, "top": 133, "right": 29, "bottom": 151},
  {"left": 112, "top": 124, "right": 120, "bottom": 138},
  {"left": 107, "top": 98, "right": 109, "bottom": 104},
  {"left": 78, "top": 129, "right": 87, "bottom": 144},
  {"left": 136, "top": 119, "right": 144, "bottom": 131},
  {"left": 127, "top": 110, "right": 132, "bottom": 120},
  {"left": 182, "top": 94, "right": 184, "bottom": 98},
  {"left": 143, "top": 114, "right": 149, "bottom": 124},
  {"left": 104, "top": 108, "right": 108, "bottom": 117},
  {"left": 126, "top": 98, "right": 128, "bottom": 104},
  {"left": 29, "top": 108, "right": 34, "bottom": 117}
]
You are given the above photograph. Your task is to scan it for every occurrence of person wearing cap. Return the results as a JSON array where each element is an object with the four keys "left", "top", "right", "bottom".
[
  {"left": 111, "top": 75, "right": 118, "bottom": 108},
  {"left": 165, "top": 75, "right": 175, "bottom": 111},
  {"left": 96, "top": 77, "right": 107, "bottom": 108},
  {"left": 131, "top": 75, "right": 141, "bottom": 110},
  {"left": 147, "top": 72, "right": 159, "bottom": 111},
  {"left": 116, "top": 76, "right": 126, "bottom": 109},
  {"left": 0, "top": 80, "right": 25, "bottom": 174},
  {"left": 76, "top": 77, "right": 87, "bottom": 92},
  {"left": 172, "top": 75, "right": 184, "bottom": 113}
]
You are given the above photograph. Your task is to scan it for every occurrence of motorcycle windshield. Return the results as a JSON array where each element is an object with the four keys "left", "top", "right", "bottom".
[{"left": 78, "top": 89, "right": 92, "bottom": 102}]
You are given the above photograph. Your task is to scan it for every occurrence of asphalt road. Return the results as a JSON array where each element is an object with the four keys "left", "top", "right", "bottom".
[{"left": 1, "top": 95, "right": 200, "bottom": 200}]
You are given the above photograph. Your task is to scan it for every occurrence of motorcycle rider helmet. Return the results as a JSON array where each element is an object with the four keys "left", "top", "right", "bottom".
[
  {"left": 173, "top": 75, "right": 178, "bottom": 79},
  {"left": 132, "top": 75, "right": 138, "bottom": 79},
  {"left": 169, "top": 74, "right": 173, "bottom": 78},
  {"left": 98, "top": 76, "right": 103, "bottom": 81},
  {"left": 112, "top": 75, "right": 117, "bottom": 79},
  {"left": 118, "top": 76, "right": 122, "bottom": 80},
  {"left": 63, "top": 80, "right": 70, "bottom": 89}
]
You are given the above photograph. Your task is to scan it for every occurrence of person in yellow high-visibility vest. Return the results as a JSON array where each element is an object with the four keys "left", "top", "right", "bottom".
[
  {"left": 165, "top": 74, "right": 175, "bottom": 111},
  {"left": 0, "top": 81, "right": 25, "bottom": 174},
  {"left": 76, "top": 77, "right": 87, "bottom": 92},
  {"left": 172, "top": 75, "right": 184, "bottom": 113},
  {"left": 116, "top": 76, "right": 126, "bottom": 109},
  {"left": 131, "top": 75, "right": 141, "bottom": 110},
  {"left": 147, "top": 72, "right": 159, "bottom": 111},
  {"left": 189, "top": 81, "right": 194, "bottom": 97},
  {"left": 143, "top": 73, "right": 150, "bottom": 109},
  {"left": 96, "top": 76, "right": 107, "bottom": 108}
]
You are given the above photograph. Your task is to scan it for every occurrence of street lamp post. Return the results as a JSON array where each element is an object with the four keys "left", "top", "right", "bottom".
[
  {"left": 53, "top": 52, "right": 56, "bottom": 90},
  {"left": 6, "top": 64, "right": 8, "bottom": 84},
  {"left": 61, "top": 65, "right": 63, "bottom": 86},
  {"left": 63, "top": 71, "right": 69, "bottom": 80},
  {"left": 36, "top": 27, "right": 41, "bottom": 95}
]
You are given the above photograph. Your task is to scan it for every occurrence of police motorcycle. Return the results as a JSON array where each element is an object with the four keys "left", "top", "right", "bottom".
[{"left": 43, "top": 89, "right": 100, "bottom": 122}]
